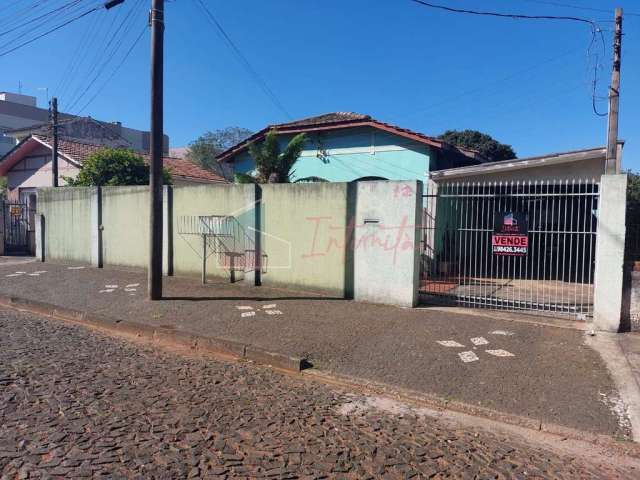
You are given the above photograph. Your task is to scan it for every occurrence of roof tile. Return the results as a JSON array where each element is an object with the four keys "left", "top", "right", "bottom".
[{"left": 33, "top": 135, "right": 227, "bottom": 183}]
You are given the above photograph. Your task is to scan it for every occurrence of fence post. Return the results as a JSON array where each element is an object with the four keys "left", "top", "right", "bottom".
[
  {"left": 593, "top": 174, "right": 628, "bottom": 332},
  {"left": 163, "top": 185, "right": 173, "bottom": 276},
  {"left": 35, "top": 214, "right": 45, "bottom": 262},
  {"left": 90, "top": 187, "right": 103, "bottom": 268},
  {"left": 0, "top": 200, "right": 4, "bottom": 257}
]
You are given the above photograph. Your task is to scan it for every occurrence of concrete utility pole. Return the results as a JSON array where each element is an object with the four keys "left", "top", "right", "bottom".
[
  {"left": 148, "top": 0, "right": 164, "bottom": 300},
  {"left": 605, "top": 8, "right": 623, "bottom": 174},
  {"left": 49, "top": 97, "right": 59, "bottom": 187}
]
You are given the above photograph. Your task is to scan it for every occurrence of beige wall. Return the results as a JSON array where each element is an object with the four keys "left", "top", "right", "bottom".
[
  {"left": 101, "top": 186, "right": 149, "bottom": 268},
  {"left": 172, "top": 184, "right": 255, "bottom": 279},
  {"left": 38, "top": 183, "right": 353, "bottom": 295},
  {"left": 260, "top": 183, "right": 349, "bottom": 294},
  {"left": 37, "top": 187, "right": 95, "bottom": 263}
]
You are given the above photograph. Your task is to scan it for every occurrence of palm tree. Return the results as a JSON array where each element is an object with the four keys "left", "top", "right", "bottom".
[{"left": 235, "top": 129, "right": 307, "bottom": 183}]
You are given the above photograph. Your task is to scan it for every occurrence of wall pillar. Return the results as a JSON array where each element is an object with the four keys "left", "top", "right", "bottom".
[
  {"left": 593, "top": 174, "right": 627, "bottom": 332},
  {"left": 35, "top": 214, "right": 45, "bottom": 262},
  {"left": 0, "top": 200, "right": 5, "bottom": 256},
  {"left": 353, "top": 180, "right": 422, "bottom": 307},
  {"left": 90, "top": 187, "right": 103, "bottom": 268},
  {"left": 163, "top": 185, "right": 173, "bottom": 276},
  {"left": 244, "top": 184, "right": 260, "bottom": 286}
]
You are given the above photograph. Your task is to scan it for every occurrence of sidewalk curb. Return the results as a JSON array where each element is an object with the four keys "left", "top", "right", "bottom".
[
  {"left": 0, "top": 294, "right": 305, "bottom": 373},
  {"left": 304, "top": 370, "right": 640, "bottom": 452}
]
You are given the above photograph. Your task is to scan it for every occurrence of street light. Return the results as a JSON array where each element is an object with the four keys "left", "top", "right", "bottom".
[{"left": 105, "top": 0, "right": 126, "bottom": 9}]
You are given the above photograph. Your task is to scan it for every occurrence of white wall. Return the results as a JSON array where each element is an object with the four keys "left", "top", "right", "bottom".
[{"left": 354, "top": 180, "right": 422, "bottom": 307}]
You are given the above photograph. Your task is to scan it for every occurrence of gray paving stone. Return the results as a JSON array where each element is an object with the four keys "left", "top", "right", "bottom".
[{"left": 0, "top": 308, "right": 633, "bottom": 479}]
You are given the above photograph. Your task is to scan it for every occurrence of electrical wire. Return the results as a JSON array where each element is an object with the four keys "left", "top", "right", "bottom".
[
  {"left": 194, "top": 0, "right": 292, "bottom": 120},
  {"left": 66, "top": 0, "right": 145, "bottom": 112},
  {"left": 55, "top": 7, "right": 104, "bottom": 100},
  {"left": 409, "top": 0, "right": 610, "bottom": 119},
  {"left": 410, "top": 0, "right": 597, "bottom": 26},
  {"left": 76, "top": 25, "right": 147, "bottom": 115},
  {"left": 62, "top": 2, "right": 128, "bottom": 108},
  {"left": 515, "top": 0, "right": 640, "bottom": 17},
  {"left": 0, "top": 0, "right": 84, "bottom": 38},
  {"left": 0, "top": 4, "right": 102, "bottom": 58}
]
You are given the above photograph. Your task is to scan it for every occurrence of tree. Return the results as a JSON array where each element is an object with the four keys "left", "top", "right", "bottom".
[
  {"left": 438, "top": 129, "right": 516, "bottom": 162},
  {"left": 64, "top": 148, "right": 171, "bottom": 187},
  {"left": 235, "top": 130, "right": 307, "bottom": 183},
  {"left": 187, "top": 127, "right": 253, "bottom": 173}
]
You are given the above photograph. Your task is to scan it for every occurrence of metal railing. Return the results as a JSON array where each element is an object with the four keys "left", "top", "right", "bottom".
[
  {"left": 177, "top": 215, "right": 266, "bottom": 282},
  {"left": 419, "top": 179, "right": 599, "bottom": 318}
]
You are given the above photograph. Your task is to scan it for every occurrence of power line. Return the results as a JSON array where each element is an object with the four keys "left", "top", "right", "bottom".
[
  {"left": 77, "top": 25, "right": 147, "bottom": 115},
  {"left": 0, "top": 0, "right": 84, "bottom": 38},
  {"left": 55, "top": 7, "right": 104, "bottom": 99},
  {"left": 515, "top": 0, "right": 640, "bottom": 17},
  {"left": 66, "top": 0, "right": 145, "bottom": 112},
  {"left": 194, "top": 0, "right": 292, "bottom": 120},
  {"left": 0, "top": 4, "right": 101, "bottom": 58},
  {"left": 62, "top": 3, "right": 127, "bottom": 107},
  {"left": 409, "top": 0, "right": 611, "bottom": 119},
  {"left": 410, "top": 0, "right": 597, "bottom": 26}
]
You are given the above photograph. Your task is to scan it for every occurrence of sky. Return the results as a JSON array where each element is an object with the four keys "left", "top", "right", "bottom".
[{"left": 1, "top": 0, "right": 638, "bottom": 169}]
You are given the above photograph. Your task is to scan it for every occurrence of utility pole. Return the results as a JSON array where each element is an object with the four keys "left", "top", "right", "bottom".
[
  {"left": 49, "top": 97, "right": 59, "bottom": 187},
  {"left": 148, "top": 0, "right": 164, "bottom": 300},
  {"left": 605, "top": 8, "right": 623, "bottom": 174}
]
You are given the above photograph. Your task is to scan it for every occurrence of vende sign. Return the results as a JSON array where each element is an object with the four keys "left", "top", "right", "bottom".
[{"left": 492, "top": 211, "right": 528, "bottom": 257}]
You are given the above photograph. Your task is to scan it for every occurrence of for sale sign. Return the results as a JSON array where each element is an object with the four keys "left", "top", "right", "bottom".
[{"left": 492, "top": 212, "right": 528, "bottom": 256}]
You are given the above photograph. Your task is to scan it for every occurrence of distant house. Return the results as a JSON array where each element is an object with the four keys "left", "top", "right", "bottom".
[
  {"left": 216, "top": 112, "right": 486, "bottom": 182},
  {"left": 0, "top": 135, "right": 227, "bottom": 202}
]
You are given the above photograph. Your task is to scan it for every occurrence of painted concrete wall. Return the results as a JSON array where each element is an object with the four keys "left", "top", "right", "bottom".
[
  {"left": 260, "top": 183, "right": 349, "bottom": 294},
  {"left": 37, "top": 187, "right": 95, "bottom": 263},
  {"left": 172, "top": 184, "right": 256, "bottom": 279},
  {"left": 232, "top": 127, "right": 432, "bottom": 183},
  {"left": 36, "top": 182, "right": 423, "bottom": 305},
  {"left": 101, "top": 186, "right": 149, "bottom": 268},
  {"left": 354, "top": 180, "right": 422, "bottom": 307},
  {"left": 594, "top": 174, "right": 628, "bottom": 332}
]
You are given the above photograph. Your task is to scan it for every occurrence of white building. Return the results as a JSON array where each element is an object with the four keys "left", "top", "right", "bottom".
[{"left": 0, "top": 91, "right": 169, "bottom": 156}]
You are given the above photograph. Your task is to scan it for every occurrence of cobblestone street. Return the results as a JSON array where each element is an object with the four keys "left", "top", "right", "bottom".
[{"left": 0, "top": 308, "right": 637, "bottom": 479}]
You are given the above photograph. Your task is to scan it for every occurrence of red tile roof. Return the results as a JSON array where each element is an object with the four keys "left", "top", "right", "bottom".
[
  {"left": 215, "top": 112, "right": 482, "bottom": 162},
  {"left": 31, "top": 135, "right": 227, "bottom": 183}
]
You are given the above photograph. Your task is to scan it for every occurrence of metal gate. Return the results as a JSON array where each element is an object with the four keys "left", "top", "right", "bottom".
[
  {"left": 3, "top": 201, "right": 32, "bottom": 254},
  {"left": 419, "top": 180, "right": 599, "bottom": 318}
]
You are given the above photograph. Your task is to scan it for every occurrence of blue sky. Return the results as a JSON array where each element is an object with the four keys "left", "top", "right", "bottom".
[{"left": 1, "top": 0, "right": 638, "bottom": 169}]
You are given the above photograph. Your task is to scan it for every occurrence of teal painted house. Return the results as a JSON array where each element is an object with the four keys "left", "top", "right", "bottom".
[{"left": 216, "top": 113, "right": 485, "bottom": 182}]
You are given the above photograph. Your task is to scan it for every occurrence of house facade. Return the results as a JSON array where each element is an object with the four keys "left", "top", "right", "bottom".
[
  {"left": 216, "top": 113, "right": 485, "bottom": 182},
  {"left": 0, "top": 135, "right": 226, "bottom": 202}
]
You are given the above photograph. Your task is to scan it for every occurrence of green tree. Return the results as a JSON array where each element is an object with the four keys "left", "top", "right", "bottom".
[
  {"left": 438, "top": 129, "right": 516, "bottom": 162},
  {"left": 235, "top": 130, "right": 307, "bottom": 183},
  {"left": 626, "top": 170, "right": 640, "bottom": 225},
  {"left": 0, "top": 177, "right": 7, "bottom": 198},
  {"left": 188, "top": 127, "right": 253, "bottom": 173},
  {"left": 64, "top": 148, "right": 171, "bottom": 187}
]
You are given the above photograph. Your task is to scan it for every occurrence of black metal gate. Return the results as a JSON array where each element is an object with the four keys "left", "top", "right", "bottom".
[
  {"left": 3, "top": 201, "right": 32, "bottom": 254},
  {"left": 419, "top": 180, "right": 599, "bottom": 318}
]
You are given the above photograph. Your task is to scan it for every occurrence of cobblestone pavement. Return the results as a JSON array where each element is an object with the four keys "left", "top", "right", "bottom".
[{"left": 0, "top": 309, "right": 637, "bottom": 479}]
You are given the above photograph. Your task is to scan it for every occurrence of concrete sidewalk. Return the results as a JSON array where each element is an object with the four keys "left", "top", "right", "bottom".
[{"left": 0, "top": 260, "right": 633, "bottom": 439}]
